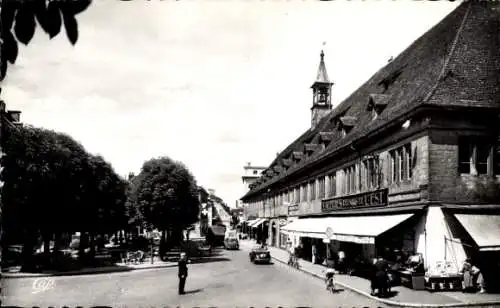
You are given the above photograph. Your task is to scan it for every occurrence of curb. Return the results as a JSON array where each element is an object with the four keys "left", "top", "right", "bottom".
[
  {"left": 2, "top": 263, "right": 177, "bottom": 279},
  {"left": 271, "top": 256, "right": 500, "bottom": 308}
]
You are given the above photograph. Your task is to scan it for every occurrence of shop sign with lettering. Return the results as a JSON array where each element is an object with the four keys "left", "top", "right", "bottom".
[
  {"left": 288, "top": 204, "right": 299, "bottom": 215},
  {"left": 321, "top": 188, "right": 389, "bottom": 212}
]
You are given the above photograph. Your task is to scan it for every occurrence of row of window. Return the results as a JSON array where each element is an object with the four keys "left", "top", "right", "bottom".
[
  {"left": 246, "top": 138, "right": 500, "bottom": 215},
  {"left": 458, "top": 137, "right": 500, "bottom": 176},
  {"left": 246, "top": 143, "right": 413, "bottom": 211}
]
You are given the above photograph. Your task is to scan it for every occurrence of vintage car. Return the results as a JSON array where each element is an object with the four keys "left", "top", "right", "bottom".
[
  {"left": 249, "top": 245, "right": 271, "bottom": 264},
  {"left": 224, "top": 230, "right": 239, "bottom": 250}
]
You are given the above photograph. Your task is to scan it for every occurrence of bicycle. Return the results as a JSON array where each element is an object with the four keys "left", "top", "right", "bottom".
[
  {"left": 287, "top": 254, "right": 300, "bottom": 269},
  {"left": 323, "top": 268, "right": 336, "bottom": 293}
]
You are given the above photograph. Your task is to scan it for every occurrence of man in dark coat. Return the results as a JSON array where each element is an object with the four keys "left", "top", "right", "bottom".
[
  {"left": 374, "top": 257, "right": 389, "bottom": 297},
  {"left": 178, "top": 252, "right": 188, "bottom": 294}
]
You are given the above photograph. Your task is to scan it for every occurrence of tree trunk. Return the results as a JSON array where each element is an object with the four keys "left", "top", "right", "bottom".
[
  {"left": 159, "top": 229, "right": 167, "bottom": 260},
  {"left": 42, "top": 231, "right": 51, "bottom": 257},
  {"left": 53, "top": 232, "right": 62, "bottom": 253},
  {"left": 89, "top": 232, "right": 95, "bottom": 258},
  {"left": 78, "top": 232, "right": 86, "bottom": 262},
  {"left": 20, "top": 230, "right": 37, "bottom": 272}
]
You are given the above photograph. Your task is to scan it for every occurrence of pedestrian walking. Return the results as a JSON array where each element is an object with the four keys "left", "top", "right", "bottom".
[{"left": 178, "top": 252, "right": 188, "bottom": 295}]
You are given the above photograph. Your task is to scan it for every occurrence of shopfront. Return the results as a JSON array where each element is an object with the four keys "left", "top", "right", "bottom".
[
  {"left": 249, "top": 218, "right": 268, "bottom": 244},
  {"left": 443, "top": 209, "right": 500, "bottom": 292},
  {"left": 282, "top": 212, "right": 417, "bottom": 257}
]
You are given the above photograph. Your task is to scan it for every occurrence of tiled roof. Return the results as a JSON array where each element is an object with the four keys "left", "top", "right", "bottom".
[{"left": 242, "top": 1, "right": 500, "bottom": 201}]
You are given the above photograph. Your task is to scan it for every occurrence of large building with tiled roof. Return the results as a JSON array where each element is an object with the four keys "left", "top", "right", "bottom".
[{"left": 241, "top": 1, "right": 500, "bottom": 292}]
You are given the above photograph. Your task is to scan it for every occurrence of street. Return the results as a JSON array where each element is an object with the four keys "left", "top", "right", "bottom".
[{"left": 3, "top": 247, "right": 387, "bottom": 308}]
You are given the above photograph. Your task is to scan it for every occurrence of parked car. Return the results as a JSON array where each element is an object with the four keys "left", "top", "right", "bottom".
[
  {"left": 224, "top": 230, "right": 239, "bottom": 250},
  {"left": 249, "top": 245, "right": 271, "bottom": 264}
]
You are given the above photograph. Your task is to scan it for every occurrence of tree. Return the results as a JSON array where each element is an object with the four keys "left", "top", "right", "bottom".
[
  {"left": 1, "top": 124, "right": 127, "bottom": 269},
  {"left": 127, "top": 157, "right": 200, "bottom": 256},
  {"left": 0, "top": 0, "right": 92, "bottom": 81},
  {"left": 76, "top": 154, "right": 128, "bottom": 258},
  {"left": 1, "top": 124, "right": 87, "bottom": 268}
]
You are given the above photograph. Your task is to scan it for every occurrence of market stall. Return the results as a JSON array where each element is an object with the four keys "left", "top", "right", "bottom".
[{"left": 425, "top": 261, "right": 462, "bottom": 292}]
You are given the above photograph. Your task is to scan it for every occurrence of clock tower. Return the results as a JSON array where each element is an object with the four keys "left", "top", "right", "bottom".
[{"left": 310, "top": 50, "right": 333, "bottom": 128}]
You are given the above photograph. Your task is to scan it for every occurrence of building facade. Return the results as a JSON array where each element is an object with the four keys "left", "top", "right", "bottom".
[
  {"left": 241, "top": 2, "right": 500, "bottom": 291},
  {"left": 240, "top": 162, "right": 266, "bottom": 218}
]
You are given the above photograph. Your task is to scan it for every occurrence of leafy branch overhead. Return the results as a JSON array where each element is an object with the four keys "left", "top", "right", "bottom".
[{"left": 0, "top": 0, "right": 92, "bottom": 81}]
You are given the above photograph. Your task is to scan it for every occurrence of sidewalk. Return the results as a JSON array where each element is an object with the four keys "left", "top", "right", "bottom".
[
  {"left": 240, "top": 240, "right": 500, "bottom": 308},
  {"left": 3, "top": 259, "right": 177, "bottom": 279}
]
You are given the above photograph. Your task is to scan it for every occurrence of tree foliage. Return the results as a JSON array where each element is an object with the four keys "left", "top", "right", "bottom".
[
  {"left": 0, "top": 0, "right": 92, "bottom": 80},
  {"left": 127, "top": 157, "right": 200, "bottom": 232},
  {"left": 1, "top": 124, "right": 127, "bottom": 248}
]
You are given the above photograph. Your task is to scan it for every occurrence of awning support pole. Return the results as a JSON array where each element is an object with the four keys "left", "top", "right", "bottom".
[
  {"left": 444, "top": 236, "right": 447, "bottom": 261},
  {"left": 444, "top": 236, "right": 475, "bottom": 248}
]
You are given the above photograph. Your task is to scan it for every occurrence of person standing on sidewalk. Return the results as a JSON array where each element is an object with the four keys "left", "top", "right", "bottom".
[
  {"left": 312, "top": 244, "right": 317, "bottom": 264},
  {"left": 337, "top": 250, "right": 346, "bottom": 274},
  {"left": 178, "top": 252, "right": 188, "bottom": 295}
]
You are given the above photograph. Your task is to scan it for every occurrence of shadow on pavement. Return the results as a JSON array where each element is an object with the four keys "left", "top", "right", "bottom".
[
  {"left": 377, "top": 290, "right": 399, "bottom": 299},
  {"left": 184, "top": 288, "right": 203, "bottom": 294},
  {"left": 6, "top": 263, "right": 135, "bottom": 276},
  {"left": 189, "top": 257, "right": 231, "bottom": 264}
]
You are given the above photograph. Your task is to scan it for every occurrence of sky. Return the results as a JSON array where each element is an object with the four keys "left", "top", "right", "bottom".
[{"left": 2, "top": 0, "right": 461, "bottom": 207}]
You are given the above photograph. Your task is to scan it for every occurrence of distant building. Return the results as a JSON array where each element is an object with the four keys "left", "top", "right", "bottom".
[
  {"left": 242, "top": 162, "right": 266, "bottom": 190},
  {"left": 238, "top": 162, "right": 266, "bottom": 217}
]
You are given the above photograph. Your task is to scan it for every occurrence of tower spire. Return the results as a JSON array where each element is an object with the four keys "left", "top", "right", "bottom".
[
  {"left": 315, "top": 50, "right": 330, "bottom": 83},
  {"left": 310, "top": 50, "right": 333, "bottom": 129}
]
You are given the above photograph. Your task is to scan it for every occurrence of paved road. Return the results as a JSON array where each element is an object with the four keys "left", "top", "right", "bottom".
[{"left": 3, "top": 248, "right": 387, "bottom": 308}]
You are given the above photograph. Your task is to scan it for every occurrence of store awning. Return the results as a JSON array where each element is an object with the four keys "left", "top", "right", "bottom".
[
  {"left": 253, "top": 218, "right": 267, "bottom": 228},
  {"left": 281, "top": 213, "right": 413, "bottom": 243},
  {"left": 251, "top": 218, "right": 267, "bottom": 228},
  {"left": 454, "top": 214, "right": 500, "bottom": 251},
  {"left": 246, "top": 219, "right": 256, "bottom": 226},
  {"left": 247, "top": 219, "right": 259, "bottom": 227},
  {"left": 281, "top": 217, "right": 330, "bottom": 239},
  {"left": 324, "top": 213, "right": 413, "bottom": 244}
]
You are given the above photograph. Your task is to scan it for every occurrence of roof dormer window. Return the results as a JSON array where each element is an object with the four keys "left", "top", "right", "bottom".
[
  {"left": 282, "top": 158, "right": 292, "bottom": 170},
  {"left": 367, "top": 94, "right": 391, "bottom": 121},
  {"left": 319, "top": 132, "right": 334, "bottom": 149},
  {"left": 339, "top": 116, "right": 357, "bottom": 137},
  {"left": 304, "top": 143, "right": 321, "bottom": 157},
  {"left": 292, "top": 151, "right": 304, "bottom": 162}
]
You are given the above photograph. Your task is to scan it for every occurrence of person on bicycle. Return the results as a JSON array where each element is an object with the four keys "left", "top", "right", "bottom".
[{"left": 324, "top": 268, "right": 336, "bottom": 291}]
